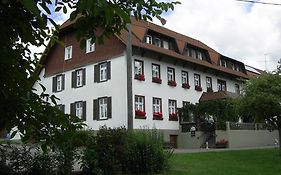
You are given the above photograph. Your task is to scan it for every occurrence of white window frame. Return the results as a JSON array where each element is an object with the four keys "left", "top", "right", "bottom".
[
  {"left": 167, "top": 67, "right": 174, "bottom": 81},
  {"left": 86, "top": 38, "right": 95, "bottom": 53},
  {"left": 99, "top": 98, "right": 108, "bottom": 119},
  {"left": 168, "top": 100, "right": 176, "bottom": 114},
  {"left": 100, "top": 63, "right": 107, "bottom": 81},
  {"left": 153, "top": 98, "right": 161, "bottom": 113},
  {"left": 154, "top": 38, "right": 161, "bottom": 47},
  {"left": 134, "top": 60, "right": 143, "bottom": 75},
  {"left": 76, "top": 70, "right": 83, "bottom": 87},
  {"left": 191, "top": 49, "right": 196, "bottom": 58},
  {"left": 75, "top": 102, "right": 83, "bottom": 118},
  {"left": 56, "top": 75, "right": 62, "bottom": 91},
  {"left": 162, "top": 40, "right": 169, "bottom": 49},
  {"left": 220, "top": 59, "right": 227, "bottom": 67},
  {"left": 206, "top": 76, "right": 212, "bottom": 89},
  {"left": 146, "top": 35, "right": 152, "bottom": 44},
  {"left": 152, "top": 64, "right": 160, "bottom": 78},
  {"left": 235, "top": 84, "right": 240, "bottom": 94},
  {"left": 194, "top": 74, "right": 201, "bottom": 86},
  {"left": 135, "top": 96, "right": 144, "bottom": 111},
  {"left": 197, "top": 52, "right": 203, "bottom": 60},
  {"left": 64, "top": 46, "right": 72, "bottom": 60},
  {"left": 182, "top": 71, "right": 188, "bottom": 84},
  {"left": 218, "top": 79, "right": 227, "bottom": 91}
]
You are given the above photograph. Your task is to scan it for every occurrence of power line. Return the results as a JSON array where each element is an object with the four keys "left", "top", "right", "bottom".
[{"left": 235, "top": 0, "right": 281, "bottom": 6}]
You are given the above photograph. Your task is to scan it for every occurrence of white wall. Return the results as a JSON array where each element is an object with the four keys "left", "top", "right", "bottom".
[
  {"left": 132, "top": 55, "right": 242, "bottom": 130},
  {"left": 34, "top": 55, "right": 128, "bottom": 130}
]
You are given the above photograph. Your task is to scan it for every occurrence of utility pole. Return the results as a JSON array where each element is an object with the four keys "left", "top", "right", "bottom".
[
  {"left": 126, "top": 23, "right": 133, "bottom": 130},
  {"left": 264, "top": 53, "right": 270, "bottom": 71}
]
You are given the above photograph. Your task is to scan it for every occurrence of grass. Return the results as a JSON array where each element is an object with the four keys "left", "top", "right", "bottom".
[{"left": 167, "top": 148, "right": 281, "bottom": 175}]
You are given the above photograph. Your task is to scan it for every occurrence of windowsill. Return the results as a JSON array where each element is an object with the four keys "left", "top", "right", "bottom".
[
  {"left": 135, "top": 115, "right": 147, "bottom": 119},
  {"left": 99, "top": 79, "right": 108, "bottom": 83},
  {"left": 153, "top": 117, "right": 163, "bottom": 120},
  {"left": 169, "top": 118, "right": 179, "bottom": 121},
  {"left": 98, "top": 118, "right": 108, "bottom": 121}
]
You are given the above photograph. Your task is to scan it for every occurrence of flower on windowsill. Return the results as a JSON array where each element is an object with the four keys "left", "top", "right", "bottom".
[
  {"left": 195, "top": 85, "right": 202, "bottom": 91},
  {"left": 152, "top": 77, "right": 162, "bottom": 84},
  {"left": 169, "top": 113, "right": 178, "bottom": 121},
  {"left": 207, "top": 87, "right": 213, "bottom": 92},
  {"left": 135, "top": 110, "right": 146, "bottom": 116},
  {"left": 182, "top": 83, "right": 190, "bottom": 89},
  {"left": 168, "top": 80, "right": 177, "bottom": 87},
  {"left": 153, "top": 112, "right": 163, "bottom": 120},
  {"left": 216, "top": 139, "right": 228, "bottom": 148},
  {"left": 135, "top": 74, "right": 145, "bottom": 81}
]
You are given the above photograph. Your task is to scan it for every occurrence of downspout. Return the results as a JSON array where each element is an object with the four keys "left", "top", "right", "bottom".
[{"left": 126, "top": 23, "right": 133, "bottom": 130}]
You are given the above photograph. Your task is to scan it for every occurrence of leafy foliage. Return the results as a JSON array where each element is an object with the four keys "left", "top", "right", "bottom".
[{"left": 0, "top": 0, "right": 179, "bottom": 148}]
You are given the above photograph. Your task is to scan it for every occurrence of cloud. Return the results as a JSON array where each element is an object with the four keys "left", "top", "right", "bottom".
[{"left": 155, "top": 0, "right": 281, "bottom": 71}]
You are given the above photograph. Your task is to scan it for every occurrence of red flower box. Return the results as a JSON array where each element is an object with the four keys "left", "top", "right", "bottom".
[
  {"left": 207, "top": 87, "right": 213, "bottom": 92},
  {"left": 152, "top": 77, "right": 162, "bottom": 84},
  {"left": 135, "top": 74, "right": 145, "bottom": 81},
  {"left": 168, "top": 80, "right": 177, "bottom": 87},
  {"left": 195, "top": 85, "right": 202, "bottom": 91},
  {"left": 153, "top": 112, "right": 163, "bottom": 120},
  {"left": 182, "top": 83, "right": 190, "bottom": 89},
  {"left": 216, "top": 139, "right": 229, "bottom": 148},
  {"left": 135, "top": 110, "right": 146, "bottom": 119},
  {"left": 169, "top": 113, "right": 178, "bottom": 121}
]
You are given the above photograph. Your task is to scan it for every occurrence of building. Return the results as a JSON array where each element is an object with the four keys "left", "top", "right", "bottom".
[{"left": 33, "top": 18, "right": 269, "bottom": 148}]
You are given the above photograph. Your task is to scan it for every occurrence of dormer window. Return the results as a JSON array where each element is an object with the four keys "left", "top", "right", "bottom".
[
  {"left": 154, "top": 38, "right": 161, "bottom": 47},
  {"left": 162, "top": 40, "right": 169, "bottom": 49},
  {"left": 146, "top": 35, "right": 152, "bottom": 44},
  {"left": 197, "top": 52, "right": 203, "bottom": 60},
  {"left": 220, "top": 59, "right": 227, "bottom": 67}
]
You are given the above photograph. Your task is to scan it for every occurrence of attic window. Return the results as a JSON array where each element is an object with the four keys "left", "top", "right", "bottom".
[
  {"left": 220, "top": 59, "right": 227, "bottom": 67},
  {"left": 197, "top": 52, "right": 203, "bottom": 60},
  {"left": 162, "top": 40, "right": 169, "bottom": 49},
  {"left": 146, "top": 35, "right": 152, "bottom": 44},
  {"left": 154, "top": 38, "right": 161, "bottom": 47}
]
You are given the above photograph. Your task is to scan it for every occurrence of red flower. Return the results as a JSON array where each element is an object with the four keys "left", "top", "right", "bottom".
[
  {"left": 195, "top": 85, "right": 202, "bottom": 91},
  {"left": 216, "top": 139, "right": 228, "bottom": 145},
  {"left": 135, "top": 74, "right": 145, "bottom": 81},
  {"left": 135, "top": 110, "right": 146, "bottom": 117},
  {"left": 169, "top": 113, "right": 178, "bottom": 121},
  {"left": 152, "top": 77, "right": 162, "bottom": 84},
  {"left": 168, "top": 80, "right": 177, "bottom": 87},
  {"left": 182, "top": 83, "right": 190, "bottom": 89},
  {"left": 153, "top": 112, "right": 163, "bottom": 119}
]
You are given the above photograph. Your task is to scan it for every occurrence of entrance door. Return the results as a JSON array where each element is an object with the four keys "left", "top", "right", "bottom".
[{"left": 170, "top": 135, "right": 178, "bottom": 148}]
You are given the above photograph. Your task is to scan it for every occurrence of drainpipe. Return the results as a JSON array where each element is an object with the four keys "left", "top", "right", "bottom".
[{"left": 126, "top": 23, "right": 133, "bottom": 130}]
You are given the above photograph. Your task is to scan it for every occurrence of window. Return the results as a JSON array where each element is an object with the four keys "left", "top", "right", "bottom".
[
  {"left": 64, "top": 46, "right": 72, "bottom": 60},
  {"left": 220, "top": 59, "right": 227, "bottom": 67},
  {"left": 218, "top": 79, "right": 227, "bottom": 91},
  {"left": 194, "top": 74, "right": 201, "bottom": 87},
  {"left": 167, "top": 67, "right": 175, "bottom": 81},
  {"left": 134, "top": 60, "right": 144, "bottom": 76},
  {"left": 197, "top": 51, "right": 203, "bottom": 60},
  {"left": 52, "top": 74, "right": 65, "bottom": 92},
  {"left": 183, "top": 101, "right": 190, "bottom": 107},
  {"left": 135, "top": 95, "right": 145, "bottom": 112},
  {"left": 235, "top": 84, "right": 240, "bottom": 94},
  {"left": 182, "top": 71, "right": 189, "bottom": 84},
  {"left": 94, "top": 62, "right": 111, "bottom": 83},
  {"left": 86, "top": 38, "right": 95, "bottom": 53},
  {"left": 100, "top": 63, "right": 107, "bottom": 81},
  {"left": 57, "top": 104, "right": 65, "bottom": 113},
  {"left": 154, "top": 38, "right": 161, "bottom": 47},
  {"left": 99, "top": 98, "right": 107, "bottom": 120},
  {"left": 152, "top": 64, "right": 160, "bottom": 78},
  {"left": 191, "top": 49, "right": 196, "bottom": 58},
  {"left": 162, "top": 40, "right": 169, "bottom": 49},
  {"left": 206, "top": 76, "right": 212, "bottom": 89},
  {"left": 70, "top": 101, "right": 86, "bottom": 121},
  {"left": 93, "top": 97, "right": 112, "bottom": 120},
  {"left": 168, "top": 99, "right": 177, "bottom": 114},
  {"left": 153, "top": 98, "right": 162, "bottom": 113},
  {"left": 72, "top": 69, "right": 86, "bottom": 88},
  {"left": 146, "top": 35, "right": 152, "bottom": 44}
]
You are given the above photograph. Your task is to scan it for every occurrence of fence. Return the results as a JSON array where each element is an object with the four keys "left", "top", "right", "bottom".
[{"left": 228, "top": 122, "right": 267, "bottom": 130}]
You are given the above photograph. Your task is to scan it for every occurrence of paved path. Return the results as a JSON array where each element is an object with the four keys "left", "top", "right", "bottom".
[{"left": 173, "top": 145, "right": 278, "bottom": 153}]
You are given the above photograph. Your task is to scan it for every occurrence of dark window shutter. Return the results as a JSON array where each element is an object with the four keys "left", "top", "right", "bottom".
[
  {"left": 72, "top": 71, "right": 76, "bottom": 88},
  {"left": 62, "top": 74, "right": 65, "bottom": 90},
  {"left": 70, "top": 103, "right": 75, "bottom": 116},
  {"left": 52, "top": 77, "right": 57, "bottom": 92},
  {"left": 107, "top": 61, "right": 111, "bottom": 80},
  {"left": 82, "top": 68, "right": 86, "bottom": 85},
  {"left": 82, "top": 101, "right": 86, "bottom": 121},
  {"left": 94, "top": 65, "right": 99, "bottom": 83},
  {"left": 62, "top": 105, "right": 65, "bottom": 114},
  {"left": 93, "top": 99, "right": 99, "bottom": 120},
  {"left": 107, "top": 97, "right": 112, "bottom": 119}
]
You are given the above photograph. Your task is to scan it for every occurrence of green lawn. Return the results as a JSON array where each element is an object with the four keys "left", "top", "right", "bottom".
[{"left": 167, "top": 149, "right": 281, "bottom": 175}]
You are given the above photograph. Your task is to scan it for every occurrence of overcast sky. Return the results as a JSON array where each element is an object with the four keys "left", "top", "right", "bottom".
[
  {"left": 49, "top": 0, "right": 281, "bottom": 71},
  {"left": 153, "top": 0, "right": 281, "bottom": 71}
]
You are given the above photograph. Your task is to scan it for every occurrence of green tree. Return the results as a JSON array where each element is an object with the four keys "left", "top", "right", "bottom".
[
  {"left": 240, "top": 66, "right": 281, "bottom": 155},
  {"left": 0, "top": 0, "right": 179, "bottom": 148}
]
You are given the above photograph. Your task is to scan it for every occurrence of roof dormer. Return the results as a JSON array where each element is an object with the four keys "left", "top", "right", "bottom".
[
  {"left": 184, "top": 44, "right": 211, "bottom": 63},
  {"left": 219, "top": 56, "right": 246, "bottom": 73}
]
